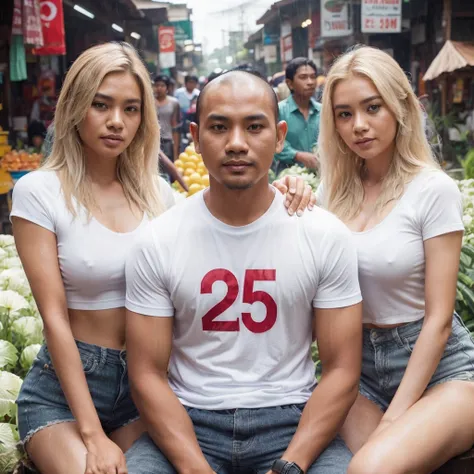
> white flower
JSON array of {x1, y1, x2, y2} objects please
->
[
  {"x1": 0, "y1": 268, "x2": 30, "y2": 297},
  {"x1": 0, "y1": 235, "x2": 15, "y2": 249},
  {"x1": 0, "y1": 290, "x2": 30, "y2": 319},
  {"x1": 11, "y1": 316, "x2": 43, "y2": 345},
  {"x1": 0, "y1": 257, "x2": 22, "y2": 269},
  {"x1": 463, "y1": 215, "x2": 473, "y2": 227},
  {"x1": 0, "y1": 371, "x2": 23, "y2": 419}
]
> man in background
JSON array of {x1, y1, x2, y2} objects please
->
[
  {"x1": 175, "y1": 75, "x2": 200, "y2": 118},
  {"x1": 154, "y1": 74, "x2": 180, "y2": 162},
  {"x1": 273, "y1": 58, "x2": 320, "y2": 174}
]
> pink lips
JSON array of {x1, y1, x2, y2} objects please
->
[
  {"x1": 355, "y1": 138, "x2": 375, "y2": 149},
  {"x1": 100, "y1": 135, "x2": 124, "y2": 147}
]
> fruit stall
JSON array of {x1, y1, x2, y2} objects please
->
[
  {"x1": 172, "y1": 143, "x2": 210, "y2": 197},
  {"x1": 0, "y1": 165, "x2": 473, "y2": 471}
]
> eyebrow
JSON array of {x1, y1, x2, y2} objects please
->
[
  {"x1": 94, "y1": 92, "x2": 142, "y2": 104},
  {"x1": 206, "y1": 113, "x2": 268, "y2": 121},
  {"x1": 334, "y1": 95, "x2": 382, "y2": 110}
]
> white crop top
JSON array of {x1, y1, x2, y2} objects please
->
[
  {"x1": 316, "y1": 168, "x2": 464, "y2": 325},
  {"x1": 10, "y1": 170, "x2": 175, "y2": 310}
]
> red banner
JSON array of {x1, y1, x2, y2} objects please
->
[
  {"x1": 12, "y1": 0, "x2": 23, "y2": 35},
  {"x1": 33, "y1": 0, "x2": 66, "y2": 55},
  {"x1": 158, "y1": 26, "x2": 176, "y2": 53},
  {"x1": 23, "y1": 0, "x2": 44, "y2": 46}
]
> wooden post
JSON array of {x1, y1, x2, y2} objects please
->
[
  {"x1": 442, "y1": 0, "x2": 452, "y2": 117},
  {"x1": 441, "y1": 73, "x2": 448, "y2": 116},
  {"x1": 444, "y1": 0, "x2": 452, "y2": 41}
]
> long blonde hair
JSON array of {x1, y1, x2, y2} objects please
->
[
  {"x1": 43, "y1": 42, "x2": 163, "y2": 217},
  {"x1": 319, "y1": 46, "x2": 438, "y2": 220}
]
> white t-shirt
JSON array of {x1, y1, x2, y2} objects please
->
[
  {"x1": 126, "y1": 189, "x2": 361, "y2": 409},
  {"x1": 316, "y1": 168, "x2": 464, "y2": 325},
  {"x1": 10, "y1": 170, "x2": 175, "y2": 310}
]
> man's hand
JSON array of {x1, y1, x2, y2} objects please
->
[{"x1": 295, "y1": 152, "x2": 319, "y2": 170}]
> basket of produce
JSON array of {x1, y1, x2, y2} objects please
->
[{"x1": 1, "y1": 151, "x2": 41, "y2": 184}]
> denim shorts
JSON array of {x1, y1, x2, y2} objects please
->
[
  {"x1": 17, "y1": 340, "x2": 139, "y2": 444},
  {"x1": 126, "y1": 404, "x2": 352, "y2": 474},
  {"x1": 360, "y1": 313, "x2": 474, "y2": 411}
]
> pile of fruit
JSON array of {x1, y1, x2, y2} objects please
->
[
  {"x1": 173, "y1": 144, "x2": 209, "y2": 197},
  {"x1": 1, "y1": 150, "x2": 42, "y2": 172}
]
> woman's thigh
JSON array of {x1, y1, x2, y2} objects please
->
[
  {"x1": 110, "y1": 418, "x2": 146, "y2": 453},
  {"x1": 26, "y1": 422, "x2": 88, "y2": 474},
  {"x1": 348, "y1": 381, "x2": 474, "y2": 474},
  {"x1": 339, "y1": 394, "x2": 383, "y2": 454}
]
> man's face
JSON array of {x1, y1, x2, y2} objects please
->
[
  {"x1": 186, "y1": 79, "x2": 197, "y2": 93},
  {"x1": 287, "y1": 65, "x2": 317, "y2": 98},
  {"x1": 154, "y1": 81, "x2": 168, "y2": 99},
  {"x1": 190, "y1": 77, "x2": 287, "y2": 190}
]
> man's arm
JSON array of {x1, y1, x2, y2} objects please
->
[
  {"x1": 126, "y1": 311, "x2": 214, "y2": 474},
  {"x1": 274, "y1": 139, "x2": 298, "y2": 164},
  {"x1": 280, "y1": 303, "x2": 362, "y2": 471},
  {"x1": 172, "y1": 101, "x2": 181, "y2": 160},
  {"x1": 279, "y1": 218, "x2": 362, "y2": 471}
]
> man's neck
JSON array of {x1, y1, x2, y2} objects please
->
[
  {"x1": 292, "y1": 93, "x2": 311, "y2": 111},
  {"x1": 204, "y1": 178, "x2": 275, "y2": 227}
]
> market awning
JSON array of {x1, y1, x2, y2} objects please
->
[{"x1": 423, "y1": 40, "x2": 474, "y2": 81}]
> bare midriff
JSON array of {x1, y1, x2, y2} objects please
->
[{"x1": 68, "y1": 307, "x2": 126, "y2": 350}]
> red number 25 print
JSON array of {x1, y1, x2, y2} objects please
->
[{"x1": 200, "y1": 269, "x2": 277, "y2": 333}]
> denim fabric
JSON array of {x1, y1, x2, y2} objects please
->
[
  {"x1": 360, "y1": 313, "x2": 474, "y2": 411},
  {"x1": 17, "y1": 340, "x2": 139, "y2": 443},
  {"x1": 126, "y1": 404, "x2": 352, "y2": 474}
]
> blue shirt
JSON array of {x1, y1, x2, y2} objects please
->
[
  {"x1": 174, "y1": 87, "x2": 200, "y2": 116},
  {"x1": 274, "y1": 95, "x2": 321, "y2": 166}
]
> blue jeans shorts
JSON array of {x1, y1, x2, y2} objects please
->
[
  {"x1": 126, "y1": 404, "x2": 352, "y2": 474},
  {"x1": 360, "y1": 313, "x2": 474, "y2": 411},
  {"x1": 16, "y1": 340, "x2": 139, "y2": 444}
]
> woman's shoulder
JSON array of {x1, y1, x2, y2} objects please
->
[
  {"x1": 14, "y1": 169, "x2": 60, "y2": 194},
  {"x1": 410, "y1": 167, "x2": 460, "y2": 197}
]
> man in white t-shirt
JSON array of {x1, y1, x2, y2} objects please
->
[{"x1": 125, "y1": 70, "x2": 362, "y2": 474}]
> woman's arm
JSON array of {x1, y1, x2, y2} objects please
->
[
  {"x1": 12, "y1": 218, "x2": 125, "y2": 469},
  {"x1": 272, "y1": 175, "x2": 317, "y2": 215},
  {"x1": 381, "y1": 230, "x2": 463, "y2": 423}
]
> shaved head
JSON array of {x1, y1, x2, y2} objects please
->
[{"x1": 195, "y1": 70, "x2": 279, "y2": 126}]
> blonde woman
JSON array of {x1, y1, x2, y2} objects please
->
[
  {"x1": 11, "y1": 42, "x2": 173, "y2": 474},
  {"x1": 316, "y1": 46, "x2": 474, "y2": 473},
  {"x1": 11, "y1": 43, "x2": 313, "y2": 474}
]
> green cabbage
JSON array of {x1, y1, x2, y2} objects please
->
[
  {"x1": 0, "y1": 342, "x2": 17, "y2": 371},
  {"x1": 19, "y1": 345, "x2": 41, "y2": 372},
  {"x1": 0, "y1": 371, "x2": 23, "y2": 421},
  {"x1": 0, "y1": 423, "x2": 22, "y2": 472},
  {"x1": 11, "y1": 317, "x2": 43, "y2": 347}
]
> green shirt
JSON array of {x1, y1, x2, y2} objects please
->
[{"x1": 274, "y1": 95, "x2": 321, "y2": 167}]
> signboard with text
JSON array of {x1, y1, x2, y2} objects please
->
[
  {"x1": 170, "y1": 20, "x2": 192, "y2": 45},
  {"x1": 158, "y1": 26, "x2": 176, "y2": 69},
  {"x1": 280, "y1": 21, "x2": 292, "y2": 63},
  {"x1": 321, "y1": 0, "x2": 352, "y2": 37},
  {"x1": 362, "y1": 0, "x2": 402, "y2": 34}
]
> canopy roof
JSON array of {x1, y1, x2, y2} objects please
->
[{"x1": 423, "y1": 41, "x2": 474, "y2": 81}]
